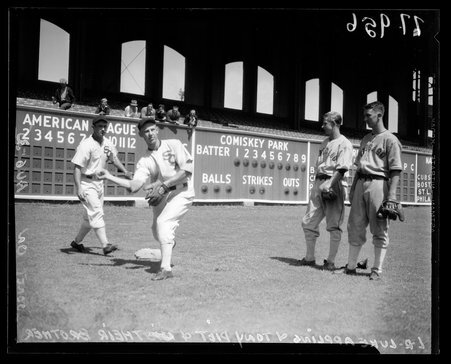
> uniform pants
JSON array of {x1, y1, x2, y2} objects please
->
[
  {"x1": 348, "y1": 178, "x2": 389, "y2": 248},
  {"x1": 302, "y1": 179, "x2": 346, "y2": 255},
  {"x1": 152, "y1": 190, "x2": 193, "y2": 247},
  {"x1": 80, "y1": 180, "x2": 105, "y2": 229}
]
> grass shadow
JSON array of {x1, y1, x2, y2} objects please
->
[
  {"x1": 111, "y1": 258, "x2": 162, "y2": 273},
  {"x1": 271, "y1": 256, "x2": 325, "y2": 271},
  {"x1": 60, "y1": 247, "x2": 105, "y2": 257},
  {"x1": 270, "y1": 256, "x2": 371, "y2": 276},
  {"x1": 79, "y1": 258, "x2": 162, "y2": 273}
]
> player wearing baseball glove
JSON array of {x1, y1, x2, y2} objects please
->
[
  {"x1": 320, "y1": 185, "x2": 338, "y2": 201},
  {"x1": 96, "y1": 118, "x2": 195, "y2": 281},
  {"x1": 300, "y1": 112, "x2": 354, "y2": 271},
  {"x1": 377, "y1": 199, "x2": 405, "y2": 221},
  {"x1": 337, "y1": 101, "x2": 403, "y2": 281},
  {"x1": 144, "y1": 180, "x2": 171, "y2": 206}
]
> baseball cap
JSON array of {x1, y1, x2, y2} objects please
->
[
  {"x1": 138, "y1": 117, "x2": 156, "y2": 131},
  {"x1": 101, "y1": 98, "x2": 108, "y2": 102},
  {"x1": 92, "y1": 115, "x2": 109, "y2": 125}
]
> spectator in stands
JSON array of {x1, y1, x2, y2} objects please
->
[
  {"x1": 184, "y1": 109, "x2": 198, "y2": 128},
  {"x1": 124, "y1": 99, "x2": 140, "y2": 118},
  {"x1": 52, "y1": 78, "x2": 75, "y2": 110},
  {"x1": 140, "y1": 102, "x2": 156, "y2": 118},
  {"x1": 95, "y1": 98, "x2": 111, "y2": 115},
  {"x1": 166, "y1": 105, "x2": 181, "y2": 124},
  {"x1": 156, "y1": 104, "x2": 167, "y2": 122}
]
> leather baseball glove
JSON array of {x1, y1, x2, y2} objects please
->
[
  {"x1": 144, "y1": 181, "x2": 170, "y2": 206},
  {"x1": 376, "y1": 199, "x2": 405, "y2": 222},
  {"x1": 321, "y1": 188, "x2": 337, "y2": 201}
]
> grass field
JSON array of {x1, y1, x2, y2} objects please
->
[{"x1": 13, "y1": 202, "x2": 434, "y2": 354}]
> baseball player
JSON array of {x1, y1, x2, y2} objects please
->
[
  {"x1": 298, "y1": 111, "x2": 353, "y2": 270},
  {"x1": 97, "y1": 117, "x2": 195, "y2": 281},
  {"x1": 335, "y1": 101, "x2": 402, "y2": 280},
  {"x1": 69, "y1": 115, "x2": 133, "y2": 255}
]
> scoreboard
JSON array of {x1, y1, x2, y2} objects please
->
[
  {"x1": 14, "y1": 105, "x2": 433, "y2": 205},
  {"x1": 193, "y1": 128, "x2": 310, "y2": 202},
  {"x1": 14, "y1": 105, "x2": 192, "y2": 199}
]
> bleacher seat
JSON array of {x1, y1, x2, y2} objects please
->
[{"x1": 15, "y1": 89, "x2": 431, "y2": 153}]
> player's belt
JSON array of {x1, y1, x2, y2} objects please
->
[
  {"x1": 169, "y1": 182, "x2": 188, "y2": 191},
  {"x1": 357, "y1": 173, "x2": 388, "y2": 181},
  {"x1": 83, "y1": 174, "x2": 100, "y2": 181},
  {"x1": 316, "y1": 174, "x2": 332, "y2": 180}
]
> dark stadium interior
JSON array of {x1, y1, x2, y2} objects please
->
[{"x1": 11, "y1": 8, "x2": 439, "y2": 150}]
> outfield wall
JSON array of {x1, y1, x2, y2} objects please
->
[{"x1": 14, "y1": 105, "x2": 432, "y2": 205}]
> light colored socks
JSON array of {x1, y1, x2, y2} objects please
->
[
  {"x1": 305, "y1": 239, "x2": 316, "y2": 261},
  {"x1": 93, "y1": 227, "x2": 109, "y2": 248},
  {"x1": 75, "y1": 220, "x2": 91, "y2": 243},
  {"x1": 347, "y1": 244, "x2": 362, "y2": 270},
  {"x1": 372, "y1": 246, "x2": 387, "y2": 273},
  {"x1": 327, "y1": 230, "x2": 341, "y2": 263},
  {"x1": 160, "y1": 243, "x2": 174, "y2": 271}
]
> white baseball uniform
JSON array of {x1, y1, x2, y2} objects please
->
[
  {"x1": 71, "y1": 135, "x2": 117, "y2": 228},
  {"x1": 348, "y1": 130, "x2": 402, "y2": 248},
  {"x1": 302, "y1": 134, "x2": 353, "y2": 262},
  {"x1": 133, "y1": 139, "x2": 194, "y2": 260}
]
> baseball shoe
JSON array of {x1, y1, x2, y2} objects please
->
[
  {"x1": 357, "y1": 258, "x2": 369, "y2": 270},
  {"x1": 369, "y1": 269, "x2": 382, "y2": 281},
  {"x1": 333, "y1": 265, "x2": 357, "y2": 275},
  {"x1": 103, "y1": 244, "x2": 118, "y2": 255},
  {"x1": 151, "y1": 269, "x2": 174, "y2": 281},
  {"x1": 70, "y1": 241, "x2": 87, "y2": 253},
  {"x1": 322, "y1": 259, "x2": 336, "y2": 271},
  {"x1": 295, "y1": 258, "x2": 316, "y2": 266}
]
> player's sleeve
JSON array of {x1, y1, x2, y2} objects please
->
[
  {"x1": 387, "y1": 136, "x2": 403, "y2": 171},
  {"x1": 336, "y1": 140, "x2": 353, "y2": 171},
  {"x1": 354, "y1": 139, "x2": 365, "y2": 167},
  {"x1": 172, "y1": 140, "x2": 194, "y2": 174},
  {"x1": 316, "y1": 139, "x2": 327, "y2": 165},
  {"x1": 71, "y1": 142, "x2": 89, "y2": 168},
  {"x1": 133, "y1": 157, "x2": 152, "y2": 183},
  {"x1": 109, "y1": 139, "x2": 118, "y2": 157}
]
